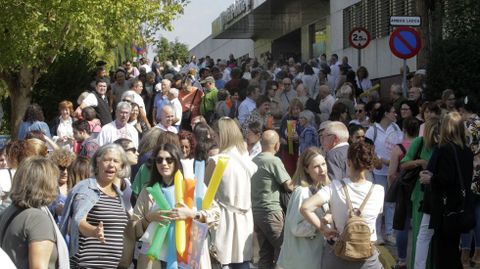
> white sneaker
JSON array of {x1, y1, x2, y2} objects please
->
[
  {"x1": 375, "y1": 236, "x2": 385, "y2": 245},
  {"x1": 385, "y1": 234, "x2": 396, "y2": 246}
]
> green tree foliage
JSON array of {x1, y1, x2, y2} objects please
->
[
  {"x1": 156, "y1": 37, "x2": 190, "y2": 64},
  {"x1": 0, "y1": 0, "x2": 187, "y2": 136},
  {"x1": 32, "y1": 49, "x2": 96, "y2": 121},
  {"x1": 426, "y1": 0, "x2": 480, "y2": 100}
]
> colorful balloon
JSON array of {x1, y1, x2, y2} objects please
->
[
  {"x1": 145, "y1": 183, "x2": 172, "y2": 260},
  {"x1": 202, "y1": 156, "x2": 230, "y2": 210},
  {"x1": 174, "y1": 170, "x2": 186, "y2": 256}
]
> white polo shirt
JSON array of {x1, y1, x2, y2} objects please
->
[{"x1": 365, "y1": 122, "x2": 403, "y2": 176}]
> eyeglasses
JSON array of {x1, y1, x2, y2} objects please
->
[
  {"x1": 126, "y1": 147, "x2": 136, "y2": 154},
  {"x1": 155, "y1": 157, "x2": 175, "y2": 164},
  {"x1": 355, "y1": 109, "x2": 363, "y2": 113},
  {"x1": 58, "y1": 165, "x2": 68, "y2": 171}
]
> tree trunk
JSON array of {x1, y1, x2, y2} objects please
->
[{"x1": 4, "y1": 66, "x2": 40, "y2": 138}]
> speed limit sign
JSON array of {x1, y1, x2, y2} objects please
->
[{"x1": 349, "y1": 27, "x2": 371, "y2": 49}]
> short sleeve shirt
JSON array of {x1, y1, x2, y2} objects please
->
[
  {"x1": 251, "y1": 152, "x2": 291, "y2": 213},
  {"x1": 0, "y1": 206, "x2": 57, "y2": 269}
]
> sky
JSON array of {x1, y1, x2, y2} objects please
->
[{"x1": 155, "y1": 0, "x2": 236, "y2": 50}]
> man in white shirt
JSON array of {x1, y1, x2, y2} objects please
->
[
  {"x1": 238, "y1": 85, "x2": 260, "y2": 124},
  {"x1": 274, "y1": 77, "x2": 297, "y2": 115},
  {"x1": 139, "y1": 58, "x2": 152, "y2": 73},
  {"x1": 97, "y1": 101, "x2": 139, "y2": 148},
  {"x1": 154, "y1": 105, "x2": 178, "y2": 134},
  {"x1": 167, "y1": 88, "x2": 182, "y2": 131}
]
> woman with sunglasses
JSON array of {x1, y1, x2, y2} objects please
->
[
  {"x1": 124, "y1": 143, "x2": 220, "y2": 269},
  {"x1": 48, "y1": 148, "x2": 76, "y2": 224}
]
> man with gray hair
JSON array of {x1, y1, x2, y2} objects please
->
[
  {"x1": 167, "y1": 88, "x2": 182, "y2": 131},
  {"x1": 152, "y1": 79, "x2": 172, "y2": 125},
  {"x1": 320, "y1": 121, "x2": 349, "y2": 181},
  {"x1": 97, "y1": 101, "x2": 139, "y2": 148},
  {"x1": 154, "y1": 104, "x2": 178, "y2": 134},
  {"x1": 389, "y1": 83, "x2": 406, "y2": 114}
]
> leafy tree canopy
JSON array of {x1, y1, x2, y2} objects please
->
[
  {"x1": 0, "y1": 0, "x2": 187, "y2": 73},
  {"x1": 156, "y1": 37, "x2": 189, "y2": 64}
]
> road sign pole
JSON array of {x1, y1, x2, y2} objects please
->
[
  {"x1": 402, "y1": 59, "x2": 407, "y2": 97},
  {"x1": 358, "y1": 48, "x2": 361, "y2": 67}
]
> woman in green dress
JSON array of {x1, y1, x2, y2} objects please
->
[{"x1": 400, "y1": 117, "x2": 440, "y2": 269}]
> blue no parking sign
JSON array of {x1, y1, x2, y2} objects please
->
[{"x1": 389, "y1": 27, "x2": 422, "y2": 59}]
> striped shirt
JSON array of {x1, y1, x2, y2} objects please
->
[{"x1": 71, "y1": 193, "x2": 127, "y2": 268}]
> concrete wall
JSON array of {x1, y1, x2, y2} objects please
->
[
  {"x1": 330, "y1": 0, "x2": 417, "y2": 81},
  {"x1": 189, "y1": 35, "x2": 254, "y2": 60}
]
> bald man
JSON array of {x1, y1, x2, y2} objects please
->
[
  {"x1": 251, "y1": 130, "x2": 293, "y2": 268},
  {"x1": 154, "y1": 105, "x2": 177, "y2": 134}
]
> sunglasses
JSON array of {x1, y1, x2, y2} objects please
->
[
  {"x1": 58, "y1": 165, "x2": 68, "y2": 171},
  {"x1": 155, "y1": 157, "x2": 175, "y2": 164},
  {"x1": 355, "y1": 109, "x2": 363, "y2": 113},
  {"x1": 126, "y1": 147, "x2": 136, "y2": 154}
]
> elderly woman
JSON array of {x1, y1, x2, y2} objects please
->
[
  {"x1": 241, "y1": 95, "x2": 271, "y2": 137},
  {"x1": 301, "y1": 142, "x2": 385, "y2": 269},
  {"x1": 60, "y1": 144, "x2": 129, "y2": 268},
  {"x1": 278, "y1": 147, "x2": 329, "y2": 269},
  {"x1": 279, "y1": 98, "x2": 304, "y2": 175},
  {"x1": 51, "y1": 100, "x2": 75, "y2": 150},
  {"x1": 49, "y1": 148, "x2": 76, "y2": 223},
  {"x1": 124, "y1": 143, "x2": 220, "y2": 269},
  {"x1": 0, "y1": 157, "x2": 69, "y2": 269},
  {"x1": 18, "y1": 103, "x2": 52, "y2": 140},
  {"x1": 207, "y1": 117, "x2": 258, "y2": 269},
  {"x1": 298, "y1": 110, "x2": 318, "y2": 154}
]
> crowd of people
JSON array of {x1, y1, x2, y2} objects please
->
[{"x1": 0, "y1": 53, "x2": 478, "y2": 269}]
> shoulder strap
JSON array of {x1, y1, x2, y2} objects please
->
[
  {"x1": 340, "y1": 180, "x2": 354, "y2": 217},
  {"x1": 414, "y1": 138, "x2": 424, "y2": 160},
  {"x1": 451, "y1": 144, "x2": 466, "y2": 207},
  {"x1": 397, "y1": 144, "x2": 406, "y2": 154},
  {"x1": 373, "y1": 125, "x2": 377, "y2": 143},
  {"x1": 1, "y1": 207, "x2": 25, "y2": 247},
  {"x1": 7, "y1": 168, "x2": 12, "y2": 185},
  {"x1": 358, "y1": 183, "x2": 375, "y2": 214},
  {"x1": 190, "y1": 89, "x2": 198, "y2": 107}
]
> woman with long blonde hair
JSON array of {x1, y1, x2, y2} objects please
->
[
  {"x1": 278, "y1": 147, "x2": 330, "y2": 269},
  {"x1": 206, "y1": 117, "x2": 257, "y2": 269}
]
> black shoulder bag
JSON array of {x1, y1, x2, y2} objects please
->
[
  {"x1": 442, "y1": 144, "x2": 476, "y2": 233},
  {"x1": 385, "y1": 139, "x2": 423, "y2": 203}
]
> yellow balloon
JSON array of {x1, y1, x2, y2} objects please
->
[
  {"x1": 176, "y1": 220, "x2": 186, "y2": 256},
  {"x1": 174, "y1": 170, "x2": 186, "y2": 256},
  {"x1": 202, "y1": 156, "x2": 230, "y2": 210}
]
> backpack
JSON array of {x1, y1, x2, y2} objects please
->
[{"x1": 334, "y1": 180, "x2": 375, "y2": 261}]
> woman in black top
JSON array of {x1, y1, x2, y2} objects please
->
[{"x1": 420, "y1": 112, "x2": 474, "y2": 269}]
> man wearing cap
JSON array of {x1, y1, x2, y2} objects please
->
[{"x1": 199, "y1": 76, "x2": 218, "y2": 123}]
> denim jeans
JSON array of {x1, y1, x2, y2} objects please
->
[
  {"x1": 395, "y1": 217, "x2": 411, "y2": 262},
  {"x1": 461, "y1": 199, "x2": 480, "y2": 249},
  {"x1": 373, "y1": 174, "x2": 395, "y2": 236}
]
